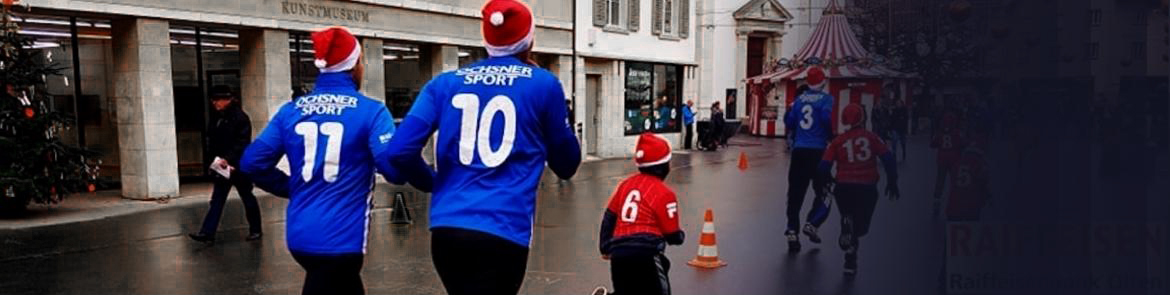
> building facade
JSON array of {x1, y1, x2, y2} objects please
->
[
  {"x1": 696, "y1": 0, "x2": 791, "y2": 136},
  {"x1": 574, "y1": 0, "x2": 698, "y2": 158},
  {"x1": 20, "y1": 0, "x2": 575, "y2": 199}
]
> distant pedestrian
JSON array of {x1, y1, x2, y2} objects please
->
[
  {"x1": 594, "y1": 133, "x2": 685, "y2": 295},
  {"x1": 818, "y1": 103, "x2": 900, "y2": 276},
  {"x1": 188, "y1": 85, "x2": 262, "y2": 244},
  {"x1": 682, "y1": 100, "x2": 695, "y2": 149},
  {"x1": 781, "y1": 67, "x2": 834, "y2": 252}
]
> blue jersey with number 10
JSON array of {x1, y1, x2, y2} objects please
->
[
  {"x1": 785, "y1": 89, "x2": 835, "y2": 149},
  {"x1": 392, "y1": 56, "x2": 580, "y2": 247},
  {"x1": 241, "y1": 72, "x2": 402, "y2": 255}
]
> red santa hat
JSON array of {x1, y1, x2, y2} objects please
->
[
  {"x1": 842, "y1": 103, "x2": 865, "y2": 126},
  {"x1": 312, "y1": 27, "x2": 361, "y2": 73},
  {"x1": 806, "y1": 66, "x2": 827, "y2": 90},
  {"x1": 634, "y1": 132, "x2": 672, "y2": 167},
  {"x1": 482, "y1": 0, "x2": 535, "y2": 57}
]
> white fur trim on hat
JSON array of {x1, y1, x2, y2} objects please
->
[
  {"x1": 318, "y1": 44, "x2": 362, "y2": 73},
  {"x1": 636, "y1": 153, "x2": 672, "y2": 167},
  {"x1": 485, "y1": 22, "x2": 535, "y2": 57}
]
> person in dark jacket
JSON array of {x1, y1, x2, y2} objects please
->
[{"x1": 189, "y1": 85, "x2": 262, "y2": 243}]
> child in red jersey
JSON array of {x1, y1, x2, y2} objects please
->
[
  {"x1": 819, "y1": 104, "x2": 900, "y2": 276},
  {"x1": 595, "y1": 133, "x2": 685, "y2": 295},
  {"x1": 931, "y1": 109, "x2": 964, "y2": 218},
  {"x1": 946, "y1": 139, "x2": 990, "y2": 222}
]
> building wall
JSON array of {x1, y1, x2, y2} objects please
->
[
  {"x1": 697, "y1": 0, "x2": 744, "y2": 120},
  {"x1": 27, "y1": 0, "x2": 574, "y2": 54},
  {"x1": 575, "y1": 0, "x2": 698, "y2": 65}
]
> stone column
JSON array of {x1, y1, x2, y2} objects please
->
[
  {"x1": 425, "y1": 44, "x2": 460, "y2": 75},
  {"x1": 360, "y1": 38, "x2": 385, "y2": 101},
  {"x1": 239, "y1": 29, "x2": 292, "y2": 136},
  {"x1": 767, "y1": 31, "x2": 785, "y2": 65},
  {"x1": 734, "y1": 29, "x2": 750, "y2": 120},
  {"x1": 111, "y1": 18, "x2": 178, "y2": 200}
]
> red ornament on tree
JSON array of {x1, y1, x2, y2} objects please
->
[
  {"x1": 947, "y1": 0, "x2": 972, "y2": 22},
  {"x1": 23, "y1": 107, "x2": 34, "y2": 118},
  {"x1": 87, "y1": 183, "x2": 96, "y2": 192}
]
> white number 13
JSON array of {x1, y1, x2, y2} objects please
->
[
  {"x1": 453, "y1": 94, "x2": 517, "y2": 168},
  {"x1": 295, "y1": 122, "x2": 344, "y2": 183}
]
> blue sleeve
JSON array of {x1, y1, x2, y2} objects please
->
[
  {"x1": 784, "y1": 101, "x2": 799, "y2": 127},
  {"x1": 540, "y1": 78, "x2": 581, "y2": 180},
  {"x1": 818, "y1": 97, "x2": 834, "y2": 130},
  {"x1": 385, "y1": 78, "x2": 443, "y2": 193},
  {"x1": 240, "y1": 106, "x2": 291, "y2": 198},
  {"x1": 880, "y1": 152, "x2": 897, "y2": 183},
  {"x1": 369, "y1": 105, "x2": 405, "y2": 185}
]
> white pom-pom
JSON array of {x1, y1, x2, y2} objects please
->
[
  {"x1": 636, "y1": 150, "x2": 644, "y2": 159},
  {"x1": 314, "y1": 59, "x2": 327, "y2": 68},
  {"x1": 490, "y1": 12, "x2": 505, "y2": 26}
]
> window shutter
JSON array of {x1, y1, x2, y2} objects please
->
[
  {"x1": 594, "y1": 0, "x2": 607, "y2": 27},
  {"x1": 679, "y1": 0, "x2": 690, "y2": 38},
  {"x1": 628, "y1": 0, "x2": 641, "y2": 32},
  {"x1": 652, "y1": 0, "x2": 663, "y2": 35}
]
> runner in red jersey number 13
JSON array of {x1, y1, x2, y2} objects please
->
[{"x1": 818, "y1": 104, "x2": 900, "y2": 277}]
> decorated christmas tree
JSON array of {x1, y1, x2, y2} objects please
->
[{"x1": 0, "y1": 2, "x2": 100, "y2": 212}]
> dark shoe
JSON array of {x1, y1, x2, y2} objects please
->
[
  {"x1": 786, "y1": 230, "x2": 801, "y2": 253},
  {"x1": 246, "y1": 232, "x2": 263, "y2": 241},
  {"x1": 802, "y1": 224, "x2": 822, "y2": 244},
  {"x1": 188, "y1": 232, "x2": 215, "y2": 244},
  {"x1": 844, "y1": 253, "x2": 858, "y2": 276}
]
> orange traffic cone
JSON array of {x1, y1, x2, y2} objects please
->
[
  {"x1": 688, "y1": 209, "x2": 727, "y2": 269},
  {"x1": 737, "y1": 152, "x2": 749, "y2": 170}
]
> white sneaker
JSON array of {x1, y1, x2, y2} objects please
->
[{"x1": 591, "y1": 286, "x2": 609, "y2": 295}]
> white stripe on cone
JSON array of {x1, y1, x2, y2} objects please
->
[
  {"x1": 702, "y1": 222, "x2": 715, "y2": 233},
  {"x1": 698, "y1": 245, "x2": 719, "y2": 257}
]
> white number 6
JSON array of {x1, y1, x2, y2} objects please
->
[{"x1": 621, "y1": 190, "x2": 641, "y2": 222}]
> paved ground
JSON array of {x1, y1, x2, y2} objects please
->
[{"x1": 0, "y1": 135, "x2": 968, "y2": 295}]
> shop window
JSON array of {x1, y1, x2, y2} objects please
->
[
  {"x1": 169, "y1": 24, "x2": 241, "y2": 178},
  {"x1": 384, "y1": 42, "x2": 424, "y2": 120},
  {"x1": 290, "y1": 32, "x2": 316, "y2": 94},
  {"x1": 459, "y1": 47, "x2": 488, "y2": 68},
  {"x1": 624, "y1": 62, "x2": 682, "y2": 135},
  {"x1": 16, "y1": 15, "x2": 112, "y2": 148}
]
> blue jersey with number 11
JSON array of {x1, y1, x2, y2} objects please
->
[
  {"x1": 785, "y1": 89, "x2": 834, "y2": 149},
  {"x1": 391, "y1": 56, "x2": 580, "y2": 247},
  {"x1": 241, "y1": 72, "x2": 402, "y2": 255}
]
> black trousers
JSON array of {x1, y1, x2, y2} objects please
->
[
  {"x1": 683, "y1": 123, "x2": 694, "y2": 149},
  {"x1": 610, "y1": 248, "x2": 671, "y2": 295},
  {"x1": 199, "y1": 173, "x2": 261, "y2": 235},
  {"x1": 834, "y1": 183, "x2": 879, "y2": 247},
  {"x1": 431, "y1": 227, "x2": 530, "y2": 295},
  {"x1": 786, "y1": 148, "x2": 831, "y2": 232},
  {"x1": 291, "y1": 251, "x2": 365, "y2": 295}
]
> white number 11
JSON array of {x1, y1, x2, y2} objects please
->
[{"x1": 295, "y1": 122, "x2": 344, "y2": 183}]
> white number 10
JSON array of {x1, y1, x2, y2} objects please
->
[
  {"x1": 452, "y1": 94, "x2": 517, "y2": 168},
  {"x1": 295, "y1": 122, "x2": 344, "y2": 183}
]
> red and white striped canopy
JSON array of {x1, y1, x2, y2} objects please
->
[{"x1": 749, "y1": 0, "x2": 908, "y2": 84}]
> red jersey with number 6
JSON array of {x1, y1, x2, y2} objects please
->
[
  {"x1": 823, "y1": 128, "x2": 890, "y2": 185},
  {"x1": 606, "y1": 173, "x2": 681, "y2": 239}
]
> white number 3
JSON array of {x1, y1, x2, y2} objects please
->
[{"x1": 453, "y1": 94, "x2": 517, "y2": 168}]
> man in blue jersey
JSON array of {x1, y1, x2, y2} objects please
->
[
  {"x1": 239, "y1": 27, "x2": 423, "y2": 295},
  {"x1": 385, "y1": 1, "x2": 581, "y2": 294},
  {"x1": 782, "y1": 67, "x2": 834, "y2": 252}
]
